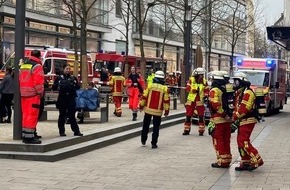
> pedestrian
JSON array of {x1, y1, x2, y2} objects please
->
[
  {"x1": 0, "y1": 67, "x2": 14, "y2": 123},
  {"x1": 19, "y1": 50, "x2": 44, "y2": 144},
  {"x1": 183, "y1": 67, "x2": 209, "y2": 136},
  {"x1": 232, "y1": 72, "x2": 264, "y2": 171},
  {"x1": 52, "y1": 64, "x2": 83, "y2": 137},
  {"x1": 207, "y1": 71, "x2": 232, "y2": 168},
  {"x1": 109, "y1": 67, "x2": 125, "y2": 117},
  {"x1": 125, "y1": 66, "x2": 145, "y2": 121},
  {"x1": 139, "y1": 71, "x2": 170, "y2": 149}
]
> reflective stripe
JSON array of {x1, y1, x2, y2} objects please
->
[{"x1": 22, "y1": 128, "x2": 35, "y2": 133}]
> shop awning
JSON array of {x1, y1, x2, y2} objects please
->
[{"x1": 267, "y1": 26, "x2": 290, "y2": 50}]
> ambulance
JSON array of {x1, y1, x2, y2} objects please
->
[{"x1": 236, "y1": 58, "x2": 287, "y2": 114}]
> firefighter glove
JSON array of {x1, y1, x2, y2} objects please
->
[
  {"x1": 231, "y1": 120, "x2": 240, "y2": 133},
  {"x1": 208, "y1": 120, "x2": 215, "y2": 136}
]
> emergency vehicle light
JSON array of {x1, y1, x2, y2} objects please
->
[
  {"x1": 236, "y1": 58, "x2": 243, "y2": 66},
  {"x1": 266, "y1": 59, "x2": 275, "y2": 67}
]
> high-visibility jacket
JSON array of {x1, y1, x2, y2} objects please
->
[
  {"x1": 186, "y1": 77, "x2": 209, "y2": 104},
  {"x1": 139, "y1": 82, "x2": 170, "y2": 116},
  {"x1": 209, "y1": 87, "x2": 231, "y2": 124},
  {"x1": 146, "y1": 73, "x2": 155, "y2": 85},
  {"x1": 233, "y1": 87, "x2": 257, "y2": 125},
  {"x1": 19, "y1": 56, "x2": 44, "y2": 97},
  {"x1": 109, "y1": 75, "x2": 125, "y2": 96}
]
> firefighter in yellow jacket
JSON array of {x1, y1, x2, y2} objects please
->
[
  {"x1": 109, "y1": 67, "x2": 125, "y2": 117},
  {"x1": 183, "y1": 67, "x2": 209, "y2": 136},
  {"x1": 139, "y1": 71, "x2": 170, "y2": 149},
  {"x1": 207, "y1": 71, "x2": 232, "y2": 168},
  {"x1": 232, "y1": 72, "x2": 264, "y2": 171}
]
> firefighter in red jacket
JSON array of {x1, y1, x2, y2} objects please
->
[
  {"x1": 19, "y1": 50, "x2": 44, "y2": 144},
  {"x1": 232, "y1": 72, "x2": 264, "y2": 171},
  {"x1": 109, "y1": 67, "x2": 125, "y2": 117},
  {"x1": 125, "y1": 66, "x2": 145, "y2": 121},
  {"x1": 183, "y1": 67, "x2": 209, "y2": 136},
  {"x1": 207, "y1": 71, "x2": 232, "y2": 168},
  {"x1": 139, "y1": 71, "x2": 170, "y2": 149}
]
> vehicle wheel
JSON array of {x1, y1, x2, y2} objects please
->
[{"x1": 266, "y1": 101, "x2": 272, "y2": 116}]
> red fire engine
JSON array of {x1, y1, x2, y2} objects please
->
[{"x1": 93, "y1": 52, "x2": 167, "y2": 84}]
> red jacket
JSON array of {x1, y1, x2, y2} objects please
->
[
  {"x1": 109, "y1": 75, "x2": 125, "y2": 96},
  {"x1": 19, "y1": 56, "x2": 44, "y2": 97}
]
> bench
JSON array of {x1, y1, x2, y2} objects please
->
[{"x1": 40, "y1": 94, "x2": 109, "y2": 123}]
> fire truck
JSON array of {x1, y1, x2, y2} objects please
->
[
  {"x1": 236, "y1": 58, "x2": 287, "y2": 114},
  {"x1": 0, "y1": 46, "x2": 94, "y2": 102},
  {"x1": 94, "y1": 52, "x2": 167, "y2": 82},
  {"x1": 93, "y1": 52, "x2": 167, "y2": 95}
]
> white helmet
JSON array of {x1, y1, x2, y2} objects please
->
[
  {"x1": 154, "y1": 70, "x2": 165, "y2": 79},
  {"x1": 220, "y1": 70, "x2": 229, "y2": 78},
  {"x1": 208, "y1": 71, "x2": 225, "y2": 80},
  {"x1": 114, "y1": 67, "x2": 121, "y2": 73},
  {"x1": 192, "y1": 67, "x2": 205, "y2": 76},
  {"x1": 232, "y1": 72, "x2": 248, "y2": 81}
]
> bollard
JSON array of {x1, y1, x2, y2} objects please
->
[{"x1": 173, "y1": 95, "x2": 177, "y2": 110}]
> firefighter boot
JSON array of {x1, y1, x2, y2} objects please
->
[
  {"x1": 132, "y1": 113, "x2": 137, "y2": 121},
  {"x1": 198, "y1": 124, "x2": 205, "y2": 136},
  {"x1": 22, "y1": 137, "x2": 42, "y2": 144},
  {"x1": 183, "y1": 122, "x2": 191, "y2": 135}
]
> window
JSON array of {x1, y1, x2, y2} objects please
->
[
  {"x1": 115, "y1": 0, "x2": 122, "y2": 18},
  {"x1": 43, "y1": 59, "x2": 52, "y2": 74},
  {"x1": 54, "y1": 59, "x2": 68, "y2": 75}
]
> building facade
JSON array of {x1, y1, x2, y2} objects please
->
[{"x1": 0, "y1": 0, "x2": 253, "y2": 74}]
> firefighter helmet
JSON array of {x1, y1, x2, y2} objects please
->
[
  {"x1": 232, "y1": 72, "x2": 248, "y2": 81},
  {"x1": 154, "y1": 70, "x2": 165, "y2": 79},
  {"x1": 192, "y1": 67, "x2": 206, "y2": 76},
  {"x1": 209, "y1": 71, "x2": 225, "y2": 80},
  {"x1": 114, "y1": 67, "x2": 121, "y2": 73}
]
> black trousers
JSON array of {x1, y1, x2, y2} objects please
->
[
  {"x1": 57, "y1": 95, "x2": 80, "y2": 134},
  {"x1": 141, "y1": 113, "x2": 161, "y2": 145},
  {"x1": 0, "y1": 93, "x2": 14, "y2": 120}
]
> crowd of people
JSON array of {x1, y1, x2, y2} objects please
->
[{"x1": 0, "y1": 49, "x2": 264, "y2": 171}]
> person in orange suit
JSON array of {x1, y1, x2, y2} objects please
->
[
  {"x1": 232, "y1": 72, "x2": 264, "y2": 171},
  {"x1": 19, "y1": 50, "x2": 44, "y2": 144},
  {"x1": 109, "y1": 67, "x2": 125, "y2": 117},
  {"x1": 125, "y1": 66, "x2": 145, "y2": 121}
]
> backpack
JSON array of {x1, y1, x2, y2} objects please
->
[{"x1": 240, "y1": 87, "x2": 265, "y2": 122}]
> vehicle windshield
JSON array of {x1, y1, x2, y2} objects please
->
[{"x1": 242, "y1": 71, "x2": 269, "y2": 86}]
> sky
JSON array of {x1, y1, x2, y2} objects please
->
[{"x1": 257, "y1": 0, "x2": 284, "y2": 25}]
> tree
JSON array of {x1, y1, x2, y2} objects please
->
[
  {"x1": 111, "y1": 0, "x2": 134, "y2": 78},
  {"x1": 48, "y1": 1, "x2": 109, "y2": 87},
  {"x1": 221, "y1": 0, "x2": 261, "y2": 74},
  {"x1": 128, "y1": 0, "x2": 157, "y2": 77}
]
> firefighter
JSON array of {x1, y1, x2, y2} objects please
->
[
  {"x1": 52, "y1": 64, "x2": 83, "y2": 137},
  {"x1": 20, "y1": 50, "x2": 44, "y2": 144},
  {"x1": 139, "y1": 71, "x2": 170, "y2": 149},
  {"x1": 146, "y1": 68, "x2": 155, "y2": 86},
  {"x1": 125, "y1": 66, "x2": 145, "y2": 121},
  {"x1": 109, "y1": 67, "x2": 125, "y2": 117},
  {"x1": 183, "y1": 67, "x2": 209, "y2": 136},
  {"x1": 207, "y1": 71, "x2": 232, "y2": 168},
  {"x1": 232, "y1": 72, "x2": 264, "y2": 171}
]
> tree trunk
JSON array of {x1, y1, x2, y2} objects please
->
[{"x1": 80, "y1": 1, "x2": 88, "y2": 88}]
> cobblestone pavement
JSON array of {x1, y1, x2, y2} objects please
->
[{"x1": 0, "y1": 102, "x2": 289, "y2": 190}]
